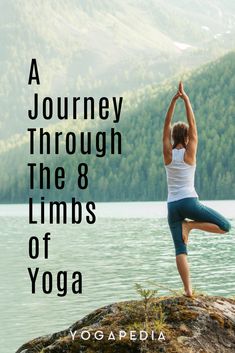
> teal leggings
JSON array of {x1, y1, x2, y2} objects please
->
[{"x1": 167, "y1": 197, "x2": 231, "y2": 256}]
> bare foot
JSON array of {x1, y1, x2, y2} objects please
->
[
  {"x1": 183, "y1": 289, "x2": 193, "y2": 298},
  {"x1": 182, "y1": 221, "x2": 190, "y2": 244}
]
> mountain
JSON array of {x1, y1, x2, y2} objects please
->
[
  {"x1": 1, "y1": 0, "x2": 235, "y2": 138},
  {"x1": 0, "y1": 51, "x2": 234, "y2": 203}
]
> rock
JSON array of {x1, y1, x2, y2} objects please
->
[
  {"x1": 177, "y1": 335, "x2": 189, "y2": 344},
  {"x1": 16, "y1": 295, "x2": 235, "y2": 353},
  {"x1": 179, "y1": 323, "x2": 191, "y2": 334}
]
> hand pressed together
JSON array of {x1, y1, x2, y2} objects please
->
[{"x1": 172, "y1": 81, "x2": 188, "y2": 101}]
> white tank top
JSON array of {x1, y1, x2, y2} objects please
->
[{"x1": 165, "y1": 148, "x2": 198, "y2": 202}]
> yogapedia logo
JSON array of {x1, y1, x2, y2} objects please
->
[{"x1": 70, "y1": 329, "x2": 166, "y2": 342}]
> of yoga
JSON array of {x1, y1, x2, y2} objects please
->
[{"x1": 163, "y1": 81, "x2": 231, "y2": 297}]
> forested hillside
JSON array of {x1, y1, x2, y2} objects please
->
[
  {"x1": 1, "y1": 0, "x2": 235, "y2": 138},
  {"x1": 0, "y1": 52, "x2": 234, "y2": 203}
]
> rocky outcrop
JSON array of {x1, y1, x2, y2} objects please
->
[{"x1": 16, "y1": 295, "x2": 235, "y2": 353}]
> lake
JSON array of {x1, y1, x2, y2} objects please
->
[{"x1": 0, "y1": 201, "x2": 234, "y2": 353}]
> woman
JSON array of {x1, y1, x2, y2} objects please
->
[{"x1": 163, "y1": 81, "x2": 231, "y2": 297}]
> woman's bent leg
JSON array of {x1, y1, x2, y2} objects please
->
[
  {"x1": 182, "y1": 198, "x2": 231, "y2": 231},
  {"x1": 182, "y1": 221, "x2": 226, "y2": 244},
  {"x1": 181, "y1": 198, "x2": 231, "y2": 242}
]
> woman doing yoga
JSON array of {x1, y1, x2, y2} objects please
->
[{"x1": 163, "y1": 82, "x2": 231, "y2": 297}]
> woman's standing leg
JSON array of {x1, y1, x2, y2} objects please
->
[
  {"x1": 168, "y1": 201, "x2": 193, "y2": 296},
  {"x1": 176, "y1": 254, "x2": 192, "y2": 297}
]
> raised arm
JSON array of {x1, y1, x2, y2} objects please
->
[
  {"x1": 179, "y1": 82, "x2": 198, "y2": 164},
  {"x1": 162, "y1": 92, "x2": 180, "y2": 165}
]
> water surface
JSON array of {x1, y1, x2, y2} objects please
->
[{"x1": 0, "y1": 201, "x2": 234, "y2": 353}]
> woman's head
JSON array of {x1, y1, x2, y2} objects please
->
[{"x1": 172, "y1": 121, "x2": 189, "y2": 148}]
